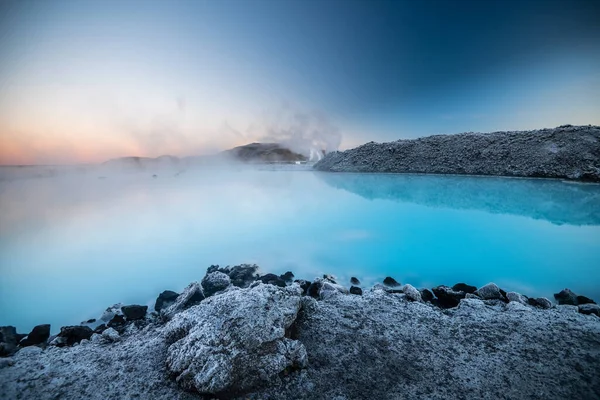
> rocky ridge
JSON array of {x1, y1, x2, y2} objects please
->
[
  {"x1": 1, "y1": 264, "x2": 599, "y2": 399},
  {"x1": 314, "y1": 125, "x2": 600, "y2": 182}
]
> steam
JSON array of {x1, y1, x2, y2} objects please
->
[{"x1": 249, "y1": 108, "x2": 342, "y2": 161}]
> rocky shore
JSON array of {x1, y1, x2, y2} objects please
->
[
  {"x1": 314, "y1": 125, "x2": 600, "y2": 182},
  {"x1": 1, "y1": 264, "x2": 600, "y2": 399}
]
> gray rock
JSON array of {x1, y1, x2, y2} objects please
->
[
  {"x1": 579, "y1": 304, "x2": 600, "y2": 317},
  {"x1": 319, "y1": 281, "x2": 349, "y2": 300},
  {"x1": 402, "y1": 284, "x2": 422, "y2": 302},
  {"x1": 505, "y1": 301, "x2": 531, "y2": 312},
  {"x1": 164, "y1": 283, "x2": 307, "y2": 395},
  {"x1": 313, "y1": 125, "x2": 600, "y2": 182},
  {"x1": 101, "y1": 327, "x2": 121, "y2": 342},
  {"x1": 475, "y1": 283, "x2": 503, "y2": 300},
  {"x1": 554, "y1": 288, "x2": 578, "y2": 305},
  {"x1": 465, "y1": 293, "x2": 482, "y2": 299},
  {"x1": 506, "y1": 291, "x2": 528, "y2": 305},
  {"x1": 160, "y1": 282, "x2": 205, "y2": 321},
  {"x1": 0, "y1": 358, "x2": 14, "y2": 368},
  {"x1": 528, "y1": 297, "x2": 553, "y2": 309},
  {"x1": 201, "y1": 271, "x2": 232, "y2": 297}
]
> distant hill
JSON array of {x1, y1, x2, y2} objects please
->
[{"x1": 221, "y1": 143, "x2": 307, "y2": 163}]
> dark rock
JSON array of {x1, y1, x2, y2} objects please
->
[
  {"x1": 499, "y1": 288, "x2": 508, "y2": 302},
  {"x1": 578, "y1": 303, "x2": 600, "y2": 316},
  {"x1": 160, "y1": 282, "x2": 205, "y2": 321},
  {"x1": 294, "y1": 280, "x2": 311, "y2": 295},
  {"x1": 528, "y1": 297, "x2": 552, "y2": 309},
  {"x1": 383, "y1": 277, "x2": 400, "y2": 287},
  {"x1": 121, "y1": 305, "x2": 148, "y2": 321},
  {"x1": 154, "y1": 290, "x2": 179, "y2": 312},
  {"x1": 350, "y1": 277, "x2": 360, "y2": 285},
  {"x1": 432, "y1": 285, "x2": 466, "y2": 308},
  {"x1": 0, "y1": 326, "x2": 19, "y2": 357},
  {"x1": 280, "y1": 271, "x2": 295, "y2": 283},
  {"x1": 207, "y1": 264, "x2": 259, "y2": 288},
  {"x1": 86, "y1": 319, "x2": 96, "y2": 324},
  {"x1": 420, "y1": 289, "x2": 434, "y2": 303},
  {"x1": 323, "y1": 274, "x2": 337, "y2": 284},
  {"x1": 94, "y1": 324, "x2": 107, "y2": 334},
  {"x1": 451, "y1": 283, "x2": 477, "y2": 294},
  {"x1": 554, "y1": 289, "x2": 578, "y2": 305},
  {"x1": 350, "y1": 286, "x2": 363, "y2": 295},
  {"x1": 107, "y1": 315, "x2": 127, "y2": 333},
  {"x1": 475, "y1": 283, "x2": 503, "y2": 300},
  {"x1": 307, "y1": 281, "x2": 323, "y2": 299},
  {"x1": 576, "y1": 295, "x2": 596, "y2": 305},
  {"x1": 19, "y1": 324, "x2": 50, "y2": 347},
  {"x1": 202, "y1": 271, "x2": 232, "y2": 297},
  {"x1": 257, "y1": 273, "x2": 286, "y2": 287},
  {"x1": 57, "y1": 326, "x2": 93, "y2": 346}
]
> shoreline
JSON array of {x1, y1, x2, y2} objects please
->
[{"x1": 2, "y1": 264, "x2": 599, "y2": 399}]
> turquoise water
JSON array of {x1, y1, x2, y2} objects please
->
[{"x1": 1, "y1": 168, "x2": 600, "y2": 333}]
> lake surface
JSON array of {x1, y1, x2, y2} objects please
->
[{"x1": 1, "y1": 166, "x2": 600, "y2": 333}]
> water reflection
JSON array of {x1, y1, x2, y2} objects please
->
[{"x1": 317, "y1": 172, "x2": 600, "y2": 226}]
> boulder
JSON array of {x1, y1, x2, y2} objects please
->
[
  {"x1": 576, "y1": 295, "x2": 596, "y2": 305},
  {"x1": 307, "y1": 280, "x2": 323, "y2": 299},
  {"x1": 578, "y1": 303, "x2": 600, "y2": 316},
  {"x1": 19, "y1": 324, "x2": 51, "y2": 347},
  {"x1": 402, "y1": 284, "x2": 422, "y2": 302},
  {"x1": 528, "y1": 297, "x2": 553, "y2": 309},
  {"x1": 161, "y1": 282, "x2": 205, "y2": 320},
  {"x1": 452, "y1": 283, "x2": 477, "y2": 294},
  {"x1": 350, "y1": 277, "x2": 360, "y2": 285},
  {"x1": 0, "y1": 326, "x2": 19, "y2": 357},
  {"x1": 432, "y1": 285, "x2": 466, "y2": 308},
  {"x1": 475, "y1": 283, "x2": 503, "y2": 300},
  {"x1": 383, "y1": 277, "x2": 400, "y2": 287},
  {"x1": 280, "y1": 271, "x2": 295, "y2": 283},
  {"x1": 164, "y1": 283, "x2": 307, "y2": 395},
  {"x1": 505, "y1": 302, "x2": 531, "y2": 312},
  {"x1": 256, "y1": 273, "x2": 286, "y2": 288},
  {"x1": 121, "y1": 305, "x2": 148, "y2": 321},
  {"x1": 100, "y1": 303, "x2": 124, "y2": 322},
  {"x1": 554, "y1": 289, "x2": 578, "y2": 305},
  {"x1": 206, "y1": 264, "x2": 259, "y2": 288},
  {"x1": 56, "y1": 326, "x2": 93, "y2": 346},
  {"x1": 349, "y1": 286, "x2": 363, "y2": 295},
  {"x1": 506, "y1": 292, "x2": 528, "y2": 305},
  {"x1": 94, "y1": 324, "x2": 107, "y2": 334},
  {"x1": 323, "y1": 274, "x2": 337, "y2": 284},
  {"x1": 202, "y1": 271, "x2": 232, "y2": 297},
  {"x1": 419, "y1": 289, "x2": 434, "y2": 303},
  {"x1": 319, "y1": 281, "x2": 349, "y2": 300},
  {"x1": 101, "y1": 327, "x2": 121, "y2": 342},
  {"x1": 154, "y1": 290, "x2": 179, "y2": 312}
]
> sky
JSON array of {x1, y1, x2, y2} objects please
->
[{"x1": 0, "y1": 0, "x2": 599, "y2": 165}]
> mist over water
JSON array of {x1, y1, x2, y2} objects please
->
[{"x1": 1, "y1": 166, "x2": 600, "y2": 333}]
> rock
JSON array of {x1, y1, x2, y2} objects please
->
[
  {"x1": 383, "y1": 277, "x2": 400, "y2": 287},
  {"x1": 90, "y1": 333, "x2": 102, "y2": 343},
  {"x1": 554, "y1": 289, "x2": 578, "y2": 305},
  {"x1": 94, "y1": 324, "x2": 107, "y2": 334},
  {"x1": 19, "y1": 324, "x2": 51, "y2": 347},
  {"x1": 307, "y1": 280, "x2": 323, "y2": 298},
  {"x1": 528, "y1": 297, "x2": 552, "y2": 309},
  {"x1": 0, "y1": 326, "x2": 19, "y2": 357},
  {"x1": 154, "y1": 290, "x2": 179, "y2": 312},
  {"x1": 402, "y1": 284, "x2": 422, "y2": 302},
  {"x1": 505, "y1": 302, "x2": 531, "y2": 312},
  {"x1": 319, "y1": 282, "x2": 349, "y2": 300},
  {"x1": 0, "y1": 358, "x2": 14, "y2": 368},
  {"x1": 452, "y1": 283, "x2": 477, "y2": 294},
  {"x1": 107, "y1": 315, "x2": 127, "y2": 333},
  {"x1": 350, "y1": 277, "x2": 360, "y2": 285},
  {"x1": 475, "y1": 283, "x2": 503, "y2": 300},
  {"x1": 56, "y1": 326, "x2": 93, "y2": 346},
  {"x1": 294, "y1": 279, "x2": 311, "y2": 295},
  {"x1": 121, "y1": 305, "x2": 148, "y2": 321},
  {"x1": 349, "y1": 286, "x2": 363, "y2": 295},
  {"x1": 576, "y1": 295, "x2": 596, "y2": 305},
  {"x1": 506, "y1": 292, "x2": 528, "y2": 305},
  {"x1": 420, "y1": 289, "x2": 434, "y2": 303},
  {"x1": 101, "y1": 327, "x2": 121, "y2": 342},
  {"x1": 432, "y1": 285, "x2": 466, "y2": 308},
  {"x1": 257, "y1": 273, "x2": 286, "y2": 288},
  {"x1": 85, "y1": 319, "x2": 96, "y2": 324},
  {"x1": 49, "y1": 336, "x2": 67, "y2": 346},
  {"x1": 322, "y1": 274, "x2": 337, "y2": 284},
  {"x1": 100, "y1": 303, "x2": 124, "y2": 322},
  {"x1": 578, "y1": 303, "x2": 600, "y2": 316},
  {"x1": 280, "y1": 271, "x2": 295, "y2": 283},
  {"x1": 161, "y1": 282, "x2": 205, "y2": 320},
  {"x1": 465, "y1": 293, "x2": 481, "y2": 299},
  {"x1": 225, "y1": 264, "x2": 259, "y2": 288},
  {"x1": 164, "y1": 283, "x2": 307, "y2": 395},
  {"x1": 202, "y1": 271, "x2": 232, "y2": 296}
]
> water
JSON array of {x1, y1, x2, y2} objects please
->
[{"x1": 1, "y1": 167, "x2": 600, "y2": 333}]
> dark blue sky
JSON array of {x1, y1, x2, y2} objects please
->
[{"x1": 1, "y1": 0, "x2": 599, "y2": 162}]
